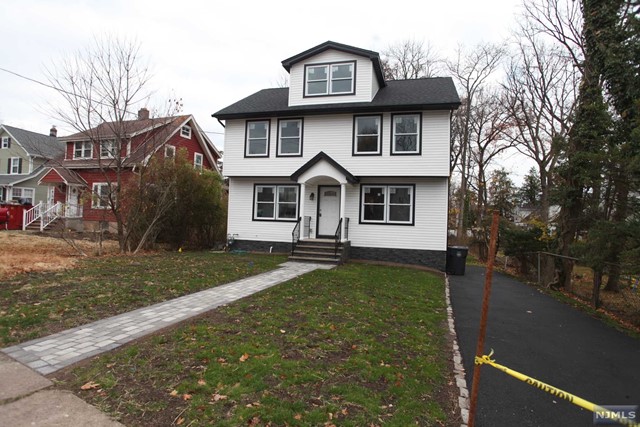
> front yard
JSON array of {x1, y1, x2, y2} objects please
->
[{"x1": 1, "y1": 241, "x2": 458, "y2": 425}]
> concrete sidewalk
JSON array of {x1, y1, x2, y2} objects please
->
[{"x1": 0, "y1": 261, "x2": 332, "y2": 426}]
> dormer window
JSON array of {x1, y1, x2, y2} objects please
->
[
  {"x1": 181, "y1": 125, "x2": 192, "y2": 139},
  {"x1": 74, "y1": 141, "x2": 93, "y2": 159},
  {"x1": 304, "y1": 61, "x2": 355, "y2": 96}
]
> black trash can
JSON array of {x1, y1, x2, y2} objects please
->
[{"x1": 447, "y1": 246, "x2": 468, "y2": 275}]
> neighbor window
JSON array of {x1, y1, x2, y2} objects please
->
[
  {"x1": 1, "y1": 137, "x2": 9, "y2": 149},
  {"x1": 277, "y1": 119, "x2": 303, "y2": 156},
  {"x1": 92, "y1": 183, "x2": 111, "y2": 209},
  {"x1": 10, "y1": 187, "x2": 34, "y2": 204},
  {"x1": 164, "y1": 145, "x2": 176, "y2": 159},
  {"x1": 74, "y1": 141, "x2": 93, "y2": 159},
  {"x1": 100, "y1": 140, "x2": 117, "y2": 158},
  {"x1": 9, "y1": 157, "x2": 21, "y2": 174},
  {"x1": 361, "y1": 185, "x2": 414, "y2": 224},
  {"x1": 353, "y1": 115, "x2": 382, "y2": 155},
  {"x1": 194, "y1": 152, "x2": 203, "y2": 170},
  {"x1": 245, "y1": 120, "x2": 270, "y2": 157},
  {"x1": 254, "y1": 185, "x2": 299, "y2": 221},
  {"x1": 305, "y1": 62, "x2": 355, "y2": 96},
  {"x1": 391, "y1": 114, "x2": 421, "y2": 154},
  {"x1": 181, "y1": 125, "x2": 192, "y2": 139}
]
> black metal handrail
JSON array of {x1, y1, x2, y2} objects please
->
[
  {"x1": 334, "y1": 218, "x2": 343, "y2": 256},
  {"x1": 291, "y1": 217, "x2": 301, "y2": 255},
  {"x1": 344, "y1": 217, "x2": 350, "y2": 240}
]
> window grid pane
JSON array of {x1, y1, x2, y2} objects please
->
[
  {"x1": 362, "y1": 185, "x2": 413, "y2": 224},
  {"x1": 355, "y1": 117, "x2": 380, "y2": 153},
  {"x1": 247, "y1": 121, "x2": 269, "y2": 156},
  {"x1": 393, "y1": 115, "x2": 420, "y2": 153}
]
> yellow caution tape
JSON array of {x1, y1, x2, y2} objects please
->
[{"x1": 475, "y1": 350, "x2": 640, "y2": 427}]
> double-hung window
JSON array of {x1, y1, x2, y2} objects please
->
[
  {"x1": 245, "y1": 120, "x2": 270, "y2": 157},
  {"x1": 194, "y1": 152, "x2": 203, "y2": 170},
  {"x1": 1, "y1": 137, "x2": 9, "y2": 149},
  {"x1": 92, "y1": 183, "x2": 111, "y2": 209},
  {"x1": 277, "y1": 119, "x2": 303, "y2": 156},
  {"x1": 305, "y1": 62, "x2": 355, "y2": 96},
  {"x1": 181, "y1": 125, "x2": 192, "y2": 139},
  {"x1": 254, "y1": 185, "x2": 299, "y2": 221},
  {"x1": 391, "y1": 113, "x2": 421, "y2": 154},
  {"x1": 100, "y1": 140, "x2": 117, "y2": 158},
  {"x1": 353, "y1": 115, "x2": 382, "y2": 155},
  {"x1": 164, "y1": 145, "x2": 176, "y2": 159},
  {"x1": 9, "y1": 157, "x2": 21, "y2": 174},
  {"x1": 361, "y1": 185, "x2": 414, "y2": 225},
  {"x1": 74, "y1": 141, "x2": 93, "y2": 159},
  {"x1": 11, "y1": 187, "x2": 34, "y2": 204}
]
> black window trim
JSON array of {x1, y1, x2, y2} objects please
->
[
  {"x1": 352, "y1": 114, "x2": 383, "y2": 156},
  {"x1": 303, "y1": 60, "x2": 357, "y2": 98},
  {"x1": 244, "y1": 119, "x2": 271, "y2": 158},
  {"x1": 252, "y1": 183, "x2": 301, "y2": 222},
  {"x1": 358, "y1": 183, "x2": 416, "y2": 226},
  {"x1": 390, "y1": 112, "x2": 422, "y2": 156},
  {"x1": 276, "y1": 117, "x2": 304, "y2": 158}
]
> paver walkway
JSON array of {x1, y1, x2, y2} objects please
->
[{"x1": 2, "y1": 261, "x2": 332, "y2": 375}]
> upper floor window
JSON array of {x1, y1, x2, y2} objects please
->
[
  {"x1": 353, "y1": 115, "x2": 382, "y2": 155},
  {"x1": 181, "y1": 125, "x2": 192, "y2": 139},
  {"x1": 361, "y1": 185, "x2": 414, "y2": 225},
  {"x1": 164, "y1": 145, "x2": 176, "y2": 159},
  {"x1": 305, "y1": 62, "x2": 355, "y2": 96},
  {"x1": 245, "y1": 120, "x2": 270, "y2": 157},
  {"x1": 391, "y1": 114, "x2": 421, "y2": 155},
  {"x1": 100, "y1": 140, "x2": 117, "y2": 159},
  {"x1": 8, "y1": 157, "x2": 21, "y2": 174},
  {"x1": 277, "y1": 119, "x2": 303, "y2": 157},
  {"x1": 194, "y1": 152, "x2": 203, "y2": 170},
  {"x1": 1, "y1": 136, "x2": 10, "y2": 149},
  {"x1": 74, "y1": 141, "x2": 93, "y2": 159}
]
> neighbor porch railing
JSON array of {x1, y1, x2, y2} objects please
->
[
  {"x1": 22, "y1": 202, "x2": 43, "y2": 230},
  {"x1": 22, "y1": 202, "x2": 82, "y2": 231},
  {"x1": 41, "y1": 202, "x2": 62, "y2": 231}
]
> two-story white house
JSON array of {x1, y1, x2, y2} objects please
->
[{"x1": 213, "y1": 41, "x2": 460, "y2": 270}]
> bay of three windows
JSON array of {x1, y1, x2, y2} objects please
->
[
  {"x1": 245, "y1": 113, "x2": 421, "y2": 157},
  {"x1": 73, "y1": 140, "x2": 118, "y2": 159}
]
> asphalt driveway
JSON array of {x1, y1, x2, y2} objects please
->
[{"x1": 449, "y1": 265, "x2": 640, "y2": 427}]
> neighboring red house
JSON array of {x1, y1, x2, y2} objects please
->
[{"x1": 37, "y1": 108, "x2": 221, "y2": 231}]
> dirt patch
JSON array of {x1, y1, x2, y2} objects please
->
[{"x1": 0, "y1": 231, "x2": 119, "y2": 279}]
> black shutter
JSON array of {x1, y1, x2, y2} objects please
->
[
  {"x1": 18, "y1": 158, "x2": 22, "y2": 174},
  {"x1": 6, "y1": 138, "x2": 10, "y2": 148},
  {"x1": 6, "y1": 159, "x2": 9, "y2": 174}
]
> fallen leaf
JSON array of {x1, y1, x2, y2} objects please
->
[
  {"x1": 197, "y1": 379, "x2": 207, "y2": 386},
  {"x1": 176, "y1": 417, "x2": 185, "y2": 425},
  {"x1": 217, "y1": 357, "x2": 227, "y2": 364},
  {"x1": 341, "y1": 408, "x2": 348, "y2": 416},
  {"x1": 183, "y1": 394, "x2": 192, "y2": 401},
  {"x1": 80, "y1": 381, "x2": 100, "y2": 390},
  {"x1": 329, "y1": 324, "x2": 336, "y2": 331},
  {"x1": 248, "y1": 416, "x2": 261, "y2": 426},
  {"x1": 211, "y1": 393, "x2": 228, "y2": 401},
  {"x1": 239, "y1": 352, "x2": 250, "y2": 362},
  {"x1": 294, "y1": 414, "x2": 302, "y2": 420},
  {"x1": 170, "y1": 389, "x2": 179, "y2": 397},
  {"x1": 280, "y1": 329, "x2": 286, "y2": 334}
]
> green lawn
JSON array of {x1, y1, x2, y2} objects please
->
[
  {"x1": 52, "y1": 262, "x2": 457, "y2": 426},
  {"x1": 0, "y1": 252, "x2": 286, "y2": 346}
]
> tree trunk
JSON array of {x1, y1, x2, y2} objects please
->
[
  {"x1": 592, "y1": 269, "x2": 602, "y2": 309},
  {"x1": 604, "y1": 173, "x2": 628, "y2": 292}
]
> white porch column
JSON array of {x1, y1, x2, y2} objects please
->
[
  {"x1": 299, "y1": 183, "x2": 306, "y2": 237},
  {"x1": 340, "y1": 183, "x2": 346, "y2": 241}
]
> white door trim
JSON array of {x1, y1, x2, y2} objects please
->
[{"x1": 317, "y1": 185, "x2": 341, "y2": 237}]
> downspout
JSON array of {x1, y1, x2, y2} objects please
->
[{"x1": 216, "y1": 118, "x2": 225, "y2": 129}]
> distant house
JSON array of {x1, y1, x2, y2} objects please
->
[
  {"x1": 37, "y1": 109, "x2": 221, "y2": 231},
  {"x1": 0, "y1": 124, "x2": 64, "y2": 205},
  {"x1": 213, "y1": 41, "x2": 460, "y2": 269}
]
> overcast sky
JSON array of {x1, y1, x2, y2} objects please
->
[{"x1": 0, "y1": 0, "x2": 532, "y2": 180}]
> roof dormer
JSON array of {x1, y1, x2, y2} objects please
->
[{"x1": 282, "y1": 41, "x2": 386, "y2": 107}]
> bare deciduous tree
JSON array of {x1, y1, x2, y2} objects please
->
[{"x1": 383, "y1": 39, "x2": 442, "y2": 80}]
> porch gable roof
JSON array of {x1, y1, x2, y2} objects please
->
[
  {"x1": 290, "y1": 151, "x2": 358, "y2": 184},
  {"x1": 38, "y1": 167, "x2": 87, "y2": 186}
]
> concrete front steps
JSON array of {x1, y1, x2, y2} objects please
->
[{"x1": 289, "y1": 238, "x2": 349, "y2": 265}]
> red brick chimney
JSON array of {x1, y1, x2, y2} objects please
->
[
  {"x1": 49, "y1": 126, "x2": 57, "y2": 137},
  {"x1": 138, "y1": 108, "x2": 150, "y2": 120}
]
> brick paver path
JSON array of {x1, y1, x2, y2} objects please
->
[{"x1": 2, "y1": 262, "x2": 332, "y2": 375}]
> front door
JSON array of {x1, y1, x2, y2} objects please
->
[
  {"x1": 317, "y1": 185, "x2": 341, "y2": 238},
  {"x1": 66, "y1": 185, "x2": 80, "y2": 217}
]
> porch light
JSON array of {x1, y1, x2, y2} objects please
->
[{"x1": 309, "y1": 192, "x2": 315, "y2": 201}]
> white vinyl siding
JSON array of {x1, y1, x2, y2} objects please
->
[
  {"x1": 289, "y1": 50, "x2": 376, "y2": 106},
  {"x1": 223, "y1": 111, "x2": 450, "y2": 177}
]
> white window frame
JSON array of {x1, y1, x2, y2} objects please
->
[
  {"x1": 1, "y1": 136, "x2": 9, "y2": 149},
  {"x1": 277, "y1": 119, "x2": 303, "y2": 157},
  {"x1": 305, "y1": 61, "x2": 355, "y2": 96},
  {"x1": 253, "y1": 185, "x2": 299, "y2": 221},
  {"x1": 391, "y1": 114, "x2": 421, "y2": 155},
  {"x1": 353, "y1": 115, "x2": 382, "y2": 155},
  {"x1": 9, "y1": 157, "x2": 20, "y2": 174},
  {"x1": 180, "y1": 125, "x2": 192, "y2": 139},
  {"x1": 361, "y1": 185, "x2": 414, "y2": 225},
  {"x1": 92, "y1": 182, "x2": 111, "y2": 209},
  {"x1": 164, "y1": 145, "x2": 176, "y2": 159},
  {"x1": 73, "y1": 141, "x2": 93, "y2": 159},
  {"x1": 11, "y1": 187, "x2": 34, "y2": 204},
  {"x1": 245, "y1": 120, "x2": 270, "y2": 157},
  {"x1": 100, "y1": 140, "x2": 117, "y2": 159},
  {"x1": 194, "y1": 152, "x2": 203, "y2": 170}
]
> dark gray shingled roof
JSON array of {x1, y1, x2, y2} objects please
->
[
  {"x1": 213, "y1": 78, "x2": 461, "y2": 120},
  {"x1": 2, "y1": 125, "x2": 64, "y2": 159}
]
